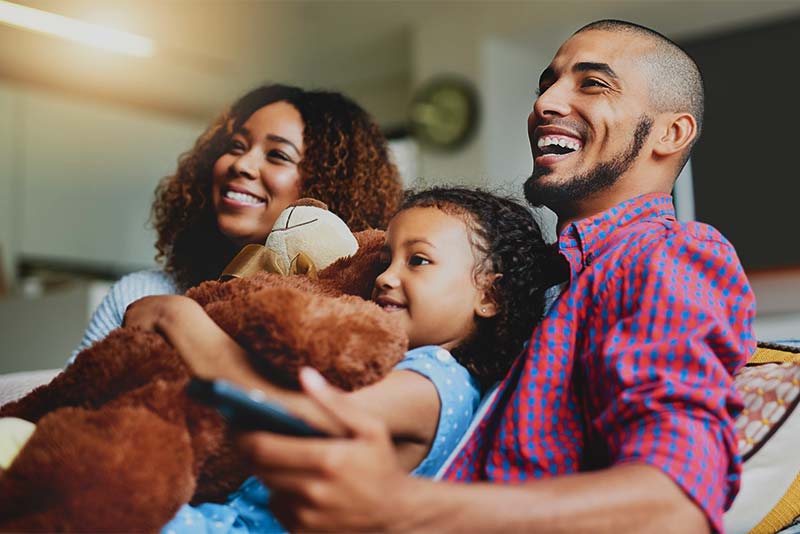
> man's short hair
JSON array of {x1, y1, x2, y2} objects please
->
[{"x1": 576, "y1": 20, "x2": 705, "y2": 165}]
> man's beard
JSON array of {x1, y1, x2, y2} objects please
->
[{"x1": 524, "y1": 115, "x2": 653, "y2": 210}]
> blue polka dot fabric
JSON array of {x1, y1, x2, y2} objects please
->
[
  {"x1": 442, "y1": 193, "x2": 756, "y2": 533},
  {"x1": 162, "y1": 345, "x2": 480, "y2": 533}
]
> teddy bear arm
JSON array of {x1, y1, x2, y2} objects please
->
[{"x1": 205, "y1": 286, "x2": 407, "y2": 391}]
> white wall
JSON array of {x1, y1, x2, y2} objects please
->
[
  {"x1": 0, "y1": 83, "x2": 204, "y2": 370},
  {"x1": 13, "y1": 87, "x2": 204, "y2": 272},
  {"x1": 411, "y1": 21, "x2": 484, "y2": 185},
  {"x1": 0, "y1": 85, "x2": 16, "y2": 287},
  {"x1": 481, "y1": 37, "x2": 542, "y2": 191}
]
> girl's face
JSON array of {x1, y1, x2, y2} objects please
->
[
  {"x1": 372, "y1": 207, "x2": 495, "y2": 351},
  {"x1": 212, "y1": 102, "x2": 305, "y2": 247}
]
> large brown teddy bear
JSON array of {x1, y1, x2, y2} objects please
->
[{"x1": 0, "y1": 201, "x2": 407, "y2": 532}]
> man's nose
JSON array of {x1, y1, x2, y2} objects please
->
[{"x1": 533, "y1": 82, "x2": 571, "y2": 120}]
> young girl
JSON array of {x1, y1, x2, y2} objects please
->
[{"x1": 126, "y1": 186, "x2": 564, "y2": 533}]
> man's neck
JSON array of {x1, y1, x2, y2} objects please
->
[{"x1": 554, "y1": 187, "x2": 672, "y2": 235}]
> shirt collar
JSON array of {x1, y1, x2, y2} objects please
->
[{"x1": 558, "y1": 193, "x2": 676, "y2": 272}]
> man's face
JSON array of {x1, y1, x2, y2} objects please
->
[{"x1": 524, "y1": 30, "x2": 655, "y2": 208}]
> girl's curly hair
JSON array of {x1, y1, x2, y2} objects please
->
[
  {"x1": 401, "y1": 187, "x2": 568, "y2": 388},
  {"x1": 152, "y1": 84, "x2": 402, "y2": 290}
]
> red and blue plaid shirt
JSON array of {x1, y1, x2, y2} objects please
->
[{"x1": 443, "y1": 193, "x2": 756, "y2": 532}]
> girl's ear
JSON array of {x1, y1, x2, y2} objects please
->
[{"x1": 475, "y1": 273, "x2": 501, "y2": 318}]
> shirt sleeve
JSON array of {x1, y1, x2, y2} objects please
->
[
  {"x1": 394, "y1": 345, "x2": 482, "y2": 477},
  {"x1": 69, "y1": 270, "x2": 178, "y2": 365},
  {"x1": 587, "y1": 232, "x2": 756, "y2": 532}
]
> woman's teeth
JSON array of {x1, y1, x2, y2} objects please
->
[{"x1": 225, "y1": 190, "x2": 264, "y2": 205}]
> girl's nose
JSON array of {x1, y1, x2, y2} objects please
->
[{"x1": 375, "y1": 265, "x2": 400, "y2": 289}]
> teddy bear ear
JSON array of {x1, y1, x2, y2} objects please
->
[
  {"x1": 218, "y1": 244, "x2": 271, "y2": 281},
  {"x1": 289, "y1": 252, "x2": 319, "y2": 280},
  {"x1": 289, "y1": 198, "x2": 328, "y2": 210}
]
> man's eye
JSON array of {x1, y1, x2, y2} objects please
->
[
  {"x1": 409, "y1": 255, "x2": 430, "y2": 266},
  {"x1": 582, "y1": 79, "x2": 607, "y2": 89}
]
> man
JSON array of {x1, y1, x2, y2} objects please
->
[{"x1": 238, "y1": 20, "x2": 755, "y2": 532}]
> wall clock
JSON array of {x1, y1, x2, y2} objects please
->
[{"x1": 408, "y1": 76, "x2": 479, "y2": 151}]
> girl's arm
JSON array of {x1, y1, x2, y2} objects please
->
[{"x1": 123, "y1": 295, "x2": 440, "y2": 471}]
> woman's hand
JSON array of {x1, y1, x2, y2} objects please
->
[
  {"x1": 123, "y1": 295, "x2": 248, "y2": 380},
  {"x1": 123, "y1": 295, "x2": 204, "y2": 335}
]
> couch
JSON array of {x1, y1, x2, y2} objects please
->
[{"x1": 1, "y1": 342, "x2": 799, "y2": 534}]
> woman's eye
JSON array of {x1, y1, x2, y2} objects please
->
[
  {"x1": 409, "y1": 255, "x2": 430, "y2": 266},
  {"x1": 268, "y1": 150, "x2": 292, "y2": 163},
  {"x1": 229, "y1": 140, "x2": 246, "y2": 154}
]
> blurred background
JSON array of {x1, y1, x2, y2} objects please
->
[{"x1": 1, "y1": 0, "x2": 799, "y2": 372}]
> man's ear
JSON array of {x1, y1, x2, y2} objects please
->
[
  {"x1": 474, "y1": 273, "x2": 501, "y2": 318},
  {"x1": 653, "y1": 112, "x2": 697, "y2": 158}
]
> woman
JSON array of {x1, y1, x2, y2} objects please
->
[{"x1": 73, "y1": 84, "x2": 402, "y2": 357}]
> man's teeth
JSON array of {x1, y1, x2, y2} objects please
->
[
  {"x1": 537, "y1": 136, "x2": 582, "y2": 152},
  {"x1": 225, "y1": 190, "x2": 264, "y2": 205}
]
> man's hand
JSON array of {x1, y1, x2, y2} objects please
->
[{"x1": 237, "y1": 367, "x2": 413, "y2": 532}]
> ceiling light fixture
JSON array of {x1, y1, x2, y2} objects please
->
[{"x1": 0, "y1": 0, "x2": 154, "y2": 57}]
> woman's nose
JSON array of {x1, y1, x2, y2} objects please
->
[{"x1": 231, "y1": 151, "x2": 259, "y2": 179}]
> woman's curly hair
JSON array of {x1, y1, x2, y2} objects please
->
[
  {"x1": 401, "y1": 187, "x2": 568, "y2": 388},
  {"x1": 152, "y1": 84, "x2": 402, "y2": 290}
]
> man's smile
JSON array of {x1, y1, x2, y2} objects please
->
[
  {"x1": 533, "y1": 135, "x2": 583, "y2": 171},
  {"x1": 532, "y1": 127, "x2": 584, "y2": 168}
]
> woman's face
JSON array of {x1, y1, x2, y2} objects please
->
[{"x1": 212, "y1": 101, "x2": 305, "y2": 247}]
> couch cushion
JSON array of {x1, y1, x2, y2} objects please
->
[
  {"x1": 0, "y1": 369, "x2": 60, "y2": 407},
  {"x1": 724, "y1": 343, "x2": 800, "y2": 534}
]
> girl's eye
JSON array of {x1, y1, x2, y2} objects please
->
[{"x1": 409, "y1": 255, "x2": 430, "y2": 266}]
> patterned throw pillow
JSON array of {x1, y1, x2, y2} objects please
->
[{"x1": 724, "y1": 343, "x2": 800, "y2": 534}]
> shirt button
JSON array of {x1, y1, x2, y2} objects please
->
[
  {"x1": 436, "y1": 349, "x2": 451, "y2": 362},
  {"x1": 585, "y1": 252, "x2": 593, "y2": 265}
]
